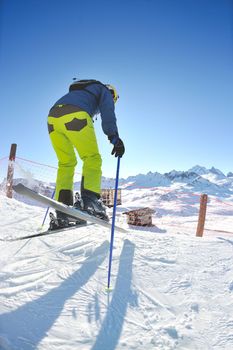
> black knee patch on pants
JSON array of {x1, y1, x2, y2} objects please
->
[{"x1": 58, "y1": 189, "x2": 74, "y2": 206}]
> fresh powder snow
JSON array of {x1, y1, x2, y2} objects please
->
[{"x1": 0, "y1": 168, "x2": 233, "y2": 350}]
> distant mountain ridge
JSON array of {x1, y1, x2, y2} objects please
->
[
  {"x1": 101, "y1": 165, "x2": 233, "y2": 198},
  {"x1": 1, "y1": 165, "x2": 233, "y2": 200}
]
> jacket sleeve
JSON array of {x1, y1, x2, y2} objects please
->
[{"x1": 98, "y1": 87, "x2": 119, "y2": 137}]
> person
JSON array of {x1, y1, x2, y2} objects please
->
[{"x1": 47, "y1": 79, "x2": 125, "y2": 229}]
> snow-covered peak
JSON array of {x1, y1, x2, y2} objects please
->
[
  {"x1": 188, "y1": 165, "x2": 226, "y2": 179},
  {"x1": 209, "y1": 166, "x2": 225, "y2": 178},
  {"x1": 188, "y1": 165, "x2": 209, "y2": 175},
  {"x1": 164, "y1": 170, "x2": 199, "y2": 183},
  {"x1": 121, "y1": 172, "x2": 170, "y2": 189}
]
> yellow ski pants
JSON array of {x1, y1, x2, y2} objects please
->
[{"x1": 47, "y1": 105, "x2": 102, "y2": 201}]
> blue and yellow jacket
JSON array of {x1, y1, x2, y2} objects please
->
[{"x1": 53, "y1": 82, "x2": 118, "y2": 137}]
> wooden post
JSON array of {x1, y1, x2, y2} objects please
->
[
  {"x1": 196, "y1": 194, "x2": 208, "y2": 237},
  {"x1": 6, "y1": 143, "x2": 17, "y2": 198}
]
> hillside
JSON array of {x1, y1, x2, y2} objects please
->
[{"x1": 0, "y1": 182, "x2": 233, "y2": 349}]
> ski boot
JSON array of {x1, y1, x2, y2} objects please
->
[
  {"x1": 49, "y1": 211, "x2": 86, "y2": 231},
  {"x1": 73, "y1": 192, "x2": 87, "y2": 225},
  {"x1": 49, "y1": 189, "x2": 86, "y2": 230},
  {"x1": 49, "y1": 212, "x2": 70, "y2": 231},
  {"x1": 81, "y1": 190, "x2": 109, "y2": 221}
]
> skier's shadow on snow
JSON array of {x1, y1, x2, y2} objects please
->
[
  {"x1": 91, "y1": 239, "x2": 136, "y2": 350},
  {"x1": 0, "y1": 240, "x2": 109, "y2": 350}
]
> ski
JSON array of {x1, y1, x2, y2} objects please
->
[
  {"x1": 1, "y1": 222, "x2": 93, "y2": 242},
  {"x1": 13, "y1": 183, "x2": 127, "y2": 233}
]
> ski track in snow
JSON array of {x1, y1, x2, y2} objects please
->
[{"x1": 0, "y1": 192, "x2": 233, "y2": 350}]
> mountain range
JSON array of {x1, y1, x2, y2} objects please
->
[
  {"x1": 1, "y1": 165, "x2": 233, "y2": 200},
  {"x1": 101, "y1": 165, "x2": 233, "y2": 198}
]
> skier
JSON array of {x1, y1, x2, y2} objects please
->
[{"x1": 47, "y1": 79, "x2": 125, "y2": 229}]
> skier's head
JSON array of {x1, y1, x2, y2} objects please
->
[{"x1": 105, "y1": 84, "x2": 119, "y2": 103}]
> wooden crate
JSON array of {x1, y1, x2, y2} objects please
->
[
  {"x1": 123, "y1": 207, "x2": 155, "y2": 226},
  {"x1": 101, "y1": 189, "x2": 122, "y2": 207}
]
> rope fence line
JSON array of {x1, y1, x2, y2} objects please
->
[
  {"x1": 205, "y1": 228, "x2": 233, "y2": 235},
  {"x1": 1, "y1": 153, "x2": 233, "y2": 206},
  {"x1": 121, "y1": 184, "x2": 233, "y2": 207},
  {"x1": 16, "y1": 156, "x2": 59, "y2": 170},
  {"x1": 16, "y1": 156, "x2": 82, "y2": 175},
  {"x1": 1, "y1": 145, "x2": 233, "y2": 237},
  {"x1": 158, "y1": 221, "x2": 233, "y2": 236},
  {"x1": 210, "y1": 196, "x2": 233, "y2": 208}
]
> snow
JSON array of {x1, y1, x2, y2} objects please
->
[{"x1": 1, "y1": 182, "x2": 233, "y2": 350}]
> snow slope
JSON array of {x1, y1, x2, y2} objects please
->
[{"x1": 0, "y1": 187, "x2": 233, "y2": 350}]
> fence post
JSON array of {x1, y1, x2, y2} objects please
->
[
  {"x1": 196, "y1": 194, "x2": 208, "y2": 237},
  {"x1": 6, "y1": 143, "x2": 17, "y2": 198}
]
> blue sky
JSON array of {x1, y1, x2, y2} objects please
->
[{"x1": 0, "y1": 0, "x2": 233, "y2": 178}]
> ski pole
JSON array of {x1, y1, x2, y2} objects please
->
[
  {"x1": 106, "y1": 156, "x2": 121, "y2": 290},
  {"x1": 41, "y1": 188, "x2": 55, "y2": 227}
]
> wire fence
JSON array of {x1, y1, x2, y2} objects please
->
[{"x1": 0, "y1": 153, "x2": 233, "y2": 235}]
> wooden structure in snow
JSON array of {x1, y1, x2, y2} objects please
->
[
  {"x1": 101, "y1": 189, "x2": 122, "y2": 207},
  {"x1": 196, "y1": 194, "x2": 208, "y2": 237},
  {"x1": 6, "y1": 143, "x2": 17, "y2": 198},
  {"x1": 123, "y1": 207, "x2": 155, "y2": 226}
]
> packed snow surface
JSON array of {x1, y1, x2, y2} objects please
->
[{"x1": 0, "y1": 183, "x2": 233, "y2": 350}]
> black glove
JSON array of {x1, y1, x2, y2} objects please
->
[{"x1": 108, "y1": 135, "x2": 125, "y2": 158}]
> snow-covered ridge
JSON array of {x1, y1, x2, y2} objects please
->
[
  {"x1": 1, "y1": 165, "x2": 233, "y2": 200},
  {"x1": 103, "y1": 165, "x2": 233, "y2": 198}
]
